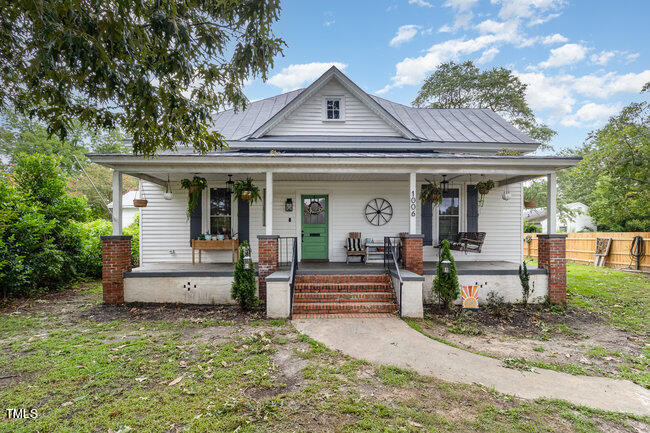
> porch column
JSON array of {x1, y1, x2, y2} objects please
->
[
  {"x1": 112, "y1": 170, "x2": 123, "y2": 235},
  {"x1": 547, "y1": 171, "x2": 557, "y2": 234},
  {"x1": 265, "y1": 171, "x2": 273, "y2": 235},
  {"x1": 537, "y1": 234, "x2": 567, "y2": 304},
  {"x1": 409, "y1": 172, "x2": 417, "y2": 235}
]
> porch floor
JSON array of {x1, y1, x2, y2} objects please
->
[{"x1": 126, "y1": 260, "x2": 544, "y2": 277}]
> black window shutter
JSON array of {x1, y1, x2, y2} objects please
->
[
  {"x1": 189, "y1": 190, "x2": 202, "y2": 246},
  {"x1": 467, "y1": 185, "x2": 479, "y2": 232},
  {"x1": 421, "y1": 191, "x2": 433, "y2": 246},
  {"x1": 237, "y1": 198, "x2": 249, "y2": 244}
]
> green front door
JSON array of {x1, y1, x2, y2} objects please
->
[{"x1": 301, "y1": 195, "x2": 328, "y2": 261}]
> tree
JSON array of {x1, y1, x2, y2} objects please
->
[
  {"x1": 564, "y1": 101, "x2": 650, "y2": 231},
  {"x1": 0, "y1": 0, "x2": 285, "y2": 156},
  {"x1": 68, "y1": 165, "x2": 138, "y2": 220},
  {"x1": 412, "y1": 61, "x2": 555, "y2": 149},
  {"x1": 433, "y1": 240, "x2": 459, "y2": 309},
  {"x1": 231, "y1": 242, "x2": 258, "y2": 310}
]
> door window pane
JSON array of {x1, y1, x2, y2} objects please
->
[
  {"x1": 210, "y1": 188, "x2": 231, "y2": 238},
  {"x1": 439, "y1": 188, "x2": 459, "y2": 242}
]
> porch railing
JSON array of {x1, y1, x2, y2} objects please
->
[
  {"x1": 278, "y1": 236, "x2": 298, "y2": 317},
  {"x1": 384, "y1": 237, "x2": 402, "y2": 316}
]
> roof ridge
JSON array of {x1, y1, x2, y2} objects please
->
[{"x1": 214, "y1": 88, "x2": 304, "y2": 115}]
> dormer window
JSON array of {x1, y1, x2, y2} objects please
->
[{"x1": 323, "y1": 96, "x2": 345, "y2": 121}]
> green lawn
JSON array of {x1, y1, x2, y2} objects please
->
[
  {"x1": 1, "y1": 282, "x2": 647, "y2": 432},
  {"x1": 564, "y1": 262, "x2": 649, "y2": 335}
]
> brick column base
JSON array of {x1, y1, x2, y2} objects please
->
[
  {"x1": 538, "y1": 234, "x2": 567, "y2": 304},
  {"x1": 257, "y1": 235, "x2": 279, "y2": 303},
  {"x1": 101, "y1": 236, "x2": 132, "y2": 304},
  {"x1": 401, "y1": 234, "x2": 424, "y2": 276}
]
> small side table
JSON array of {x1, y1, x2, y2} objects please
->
[{"x1": 192, "y1": 239, "x2": 239, "y2": 264}]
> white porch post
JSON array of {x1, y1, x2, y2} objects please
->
[
  {"x1": 547, "y1": 171, "x2": 557, "y2": 234},
  {"x1": 265, "y1": 171, "x2": 273, "y2": 235},
  {"x1": 409, "y1": 172, "x2": 417, "y2": 234},
  {"x1": 112, "y1": 170, "x2": 123, "y2": 235}
]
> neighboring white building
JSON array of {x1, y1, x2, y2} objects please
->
[
  {"x1": 89, "y1": 67, "x2": 579, "y2": 314},
  {"x1": 108, "y1": 190, "x2": 139, "y2": 227},
  {"x1": 524, "y1": 202, "x2": 596, "y2": 233}
]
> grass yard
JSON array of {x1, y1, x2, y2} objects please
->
[
  {"x1": 409, "y1": 261, "x2": 649, "y2": 390},
  {"x1": 1, "y1": 281, "x2": 648, "y2": 432}
]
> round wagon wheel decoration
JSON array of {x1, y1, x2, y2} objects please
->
[{"x1": 365, "y1": 198, "x2": 393, "y2": 226}]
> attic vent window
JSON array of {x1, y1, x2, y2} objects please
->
[{"x1": 323, "y1": 96, "x2": 345, "y2": 121}]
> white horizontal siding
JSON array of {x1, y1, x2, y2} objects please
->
[
  {"x1": 140, "y1": 180, "x2": 523, "y2": 265},
  {"x1": 268, "y1": 81, "x2": 401, "y2": 136}
]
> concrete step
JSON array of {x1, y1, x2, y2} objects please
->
[
  {"x1": 295, "y1": 274, "x2": 390, "y2": 284},
  {"x1": 294, "y1": 291, "x2": 395, "y2": 303},
  {"x1": 292, "y1": 301, "x2": 398, "y2": 314}
]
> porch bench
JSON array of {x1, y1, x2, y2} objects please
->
[
  {"x1": 345, "y1": 232, "x2": 367, "y2": 263},
  {"x1": 436, "y1": 232, "x2": 486, "y2": 254}
]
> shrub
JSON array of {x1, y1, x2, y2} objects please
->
[
  {"x1": 519, "y1": 261, "x2": 533, "y2": 306},
  {"x1": 0, "y1": 154, "x2": 87, "y2": 298},
  {"x1": 433, "y1": 239, "x2": 459, "y2": 309},
  {"x1": 231, "y1": 241, "x2": 258, "y2": 310}
]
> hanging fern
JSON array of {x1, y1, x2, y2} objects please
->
[
  {"x1": 180, "y1": 176, "x2": 208, "y2": 218},
  {"x1": 419, "y1": 178, "x2": 443, "y2": 206}
]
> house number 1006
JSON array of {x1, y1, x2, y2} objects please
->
[{"x1": 410, "y1": 191, "x2": 416, "y2": 217}]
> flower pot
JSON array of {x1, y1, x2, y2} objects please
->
[
  {"x1": 188, "y1": 185, "x2": 197, "y2": 194},
  {"x1": 133, "y1": 199, "x2": 148, "y2": 208},
  {"x1": 524, "y1": 200, "x2": 538, "y2": 208},
  {"x1": 241, "y1": 191, "x2": 252, "y2": 200},
  {"x1": 477, "y1": 187, "x2": 491, "y2": 195}
]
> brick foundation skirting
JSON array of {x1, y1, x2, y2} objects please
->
[
  {"x1": 101, "y1": 236, "x2": 132, "y2": 305},
  {"x1": 537, "y1": 234, "x2": 567, "y2": 304}
]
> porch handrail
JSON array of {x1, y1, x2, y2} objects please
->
[
  {"x1": 289, "y1": 237, "x2": 298, "y2": 317},
  {"x1": 384, "y1": 237, "x2": 402, "y2": 316}
]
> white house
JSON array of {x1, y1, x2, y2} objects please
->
[
  {"x1": 524, "y1": 202, "x2": 596, "y2": 233},
  {"x1": 89, "y1": 67, "x2": 579, "y2": 317},
  {"x1": 108, "y1": 190, "x2": 139, "y2": 227}
]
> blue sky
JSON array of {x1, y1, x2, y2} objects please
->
[{"x1": 243, "y1": 0, "x2": 650, "y2": 152}]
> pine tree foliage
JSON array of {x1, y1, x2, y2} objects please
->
[
  {"x1": 433, "y1": 239, "x2": 459, "y2": 309},
  {"x1": 231, "y1": 241, "x2": 257, "y2": 310}
]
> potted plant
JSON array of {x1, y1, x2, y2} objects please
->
[
  {"x1": 419, "y1": 179, "x2": 443, "y2": 206},
  {"x1": 475, "y1": 179, "x2": 495, "y2": 206},
  {"x1": 180, "y1": 176, "x2": 207, "y2": 217},
  {"x1": 233, "y1": 177, "x2": 261, "y2": 202},
  {"x1": 524, "y1": 200, "x2": 538, "y2": 208}
]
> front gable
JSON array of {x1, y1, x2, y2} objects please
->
[{"x1": 268, "y1": 79, "x2": 401, "y2": 137}]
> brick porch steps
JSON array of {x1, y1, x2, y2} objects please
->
[{"x1": 292, "y1": 274, "x2": 398, "y2": 317}]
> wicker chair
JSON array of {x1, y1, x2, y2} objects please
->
[{"x1": 345, "y1": 232, "x2": 366, "y2": 263}]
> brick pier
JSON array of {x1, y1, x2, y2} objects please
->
[
  {"x1": 101, "y1": 235, "x2": 132, "y2": 304},
  {"x1": 537, "y1": 234, "x2": 567, "y2": 304},
  {"x1": 257, "y1": 235, "x2": 279, "y2": 303},
  {"x1": 400, "y1": 234, "x2": 424, "y2": 276}
]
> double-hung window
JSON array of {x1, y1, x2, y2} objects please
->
[
  {"x1": 439, "y1": 188, "x2": 459, "y2": 242},
  {"x1": 210, "y1": 188, "x2": 231, "y2": 238}
]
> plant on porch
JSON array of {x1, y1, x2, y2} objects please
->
[
  {"x1": 180, "y1": 176, "x2": 207, "y2": 217},
  {"x1": 419, "y1": 179, "x2": 443, "y2": 206},
  {"x1": 434, "y1": 240, "x2": 459, "y2": 309},
  {"x1": 475, "y1": 179, "x2": 495, "y2": 206},
  {"x1": 231, "y1": 241, "x2": 258, "y2": 310},
  {"x1": 232, "y1": 177, "x2": 261, "y2": 202}
]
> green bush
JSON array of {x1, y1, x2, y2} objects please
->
[
  {"x1": 433, "y1": 239, "x2": 459, "y2": 309},
  {"x1": 0, "y1": 154, "x2": 88, "y2": 298},
  {"x1": 231, "y1": 241, "x2": 258, "y2": 310}
]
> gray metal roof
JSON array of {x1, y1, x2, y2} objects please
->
[{"x1": 209, "y1": 68, "x2": 539, "y2": 145}]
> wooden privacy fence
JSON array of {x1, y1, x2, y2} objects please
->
[{"x1": 524, "y1": 232, "x2": 649, "y2": 272}]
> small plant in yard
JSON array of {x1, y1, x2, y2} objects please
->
[
  {"x1": 519, "y1": 260, "x2": 534, "y2": 306},
  {"x1": 231, "y1": 241, "x2": 258, "y2": 310},
  {"x1": 486, "y1": 290, "x2": 510, "y2": 319},
  {"x1": 433, "y1": 239, "x2": 459, "y2": 309}
]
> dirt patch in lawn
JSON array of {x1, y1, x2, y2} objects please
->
[{"x1": 416, "y1": 304, "x2": 648, "y2": 387}]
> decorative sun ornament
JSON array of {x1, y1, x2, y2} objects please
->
[
  {"x1": 462, "y1": 284, "x2": 480, "y2": 309},
  {"x1": 365, "y1": 198, "x2": 393, "y2": 226}
]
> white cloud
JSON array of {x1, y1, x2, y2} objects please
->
[
  {"x1": 493, "y1": 0, "x2": 566, "y2": 21},
  {"x1": 528, "y1": 12, "x2": 561, "y2": 26},
  {"x1": 323, "y1": 11, "x2": 335, "y2": 27},
  {"x1": 516, "y1": 71, "x2": 576, "y2": 115},
  {"x1": 389, "y1": 25, "x2": 421, "y2": 47},
  {"x1": 268, "y1": 62, "x2": 347, "y2": 92},
  {"x1": 560, "y1": 102, "x2": 619, "y2": 127},
  {"x1": 408, "y1": 0, "x2": 433, "y2": 7},
  {"x1": 541, "y1": 33, "x2": 568, "y2": 45},
  {"x1": 539, "y1": 43, "x2": 588, "y2": 68},
  {"x1": 571, "y1": 70, "x2": 650, "y2": 98},
  {"x1": 625, "y1": 53, "x2": 640, "y2": 63},
  {"x1": 444, "y1": 0, "x2": 479, "y2": 11},
  {"x1": 590, "y1": 50, "x2": 616, "y2": 66},
  {"x1": 478, "y1": 47, "x2": 500, "y2": 64},
  {"x1": 440, "y1": 0, "x2": 480, "y2": 32}
]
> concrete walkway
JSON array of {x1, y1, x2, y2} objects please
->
[{"x1": 293, "y1": 317, "x2": 650, "y2": 416}]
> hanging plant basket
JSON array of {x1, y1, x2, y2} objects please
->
[
  {"x1": 133, "y1": 198, "x2": 148, "y2": 208},
  {"x1": 233, "y1": 178, "x2": 261, "y2": 203},
  {"x1": 180, "y1": 176, "x2": 208, "y2": 218},
  {"x1": 475, "y1": 179, "x2": 495, "y2": 207},
  {"x1": 419, "y1": 179, "x2": 443, "y2": 206},
  {"x1": 524, "y1": 200, "x2": 538, "y2": 208}
]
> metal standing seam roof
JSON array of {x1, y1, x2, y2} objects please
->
[{"x1": 208, "y1": 76, "x2": 539, "y2": 145}]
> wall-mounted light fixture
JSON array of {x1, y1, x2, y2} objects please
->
[
  {"x1": 226, "y1": 174, "x2": 234, "y2": 194},
  {"x1": 440, "y1": 174, "x2": 449, "y2": 193},
  {"x1": 285, "y1": 198, "x2": 293, "y2": 212}
]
